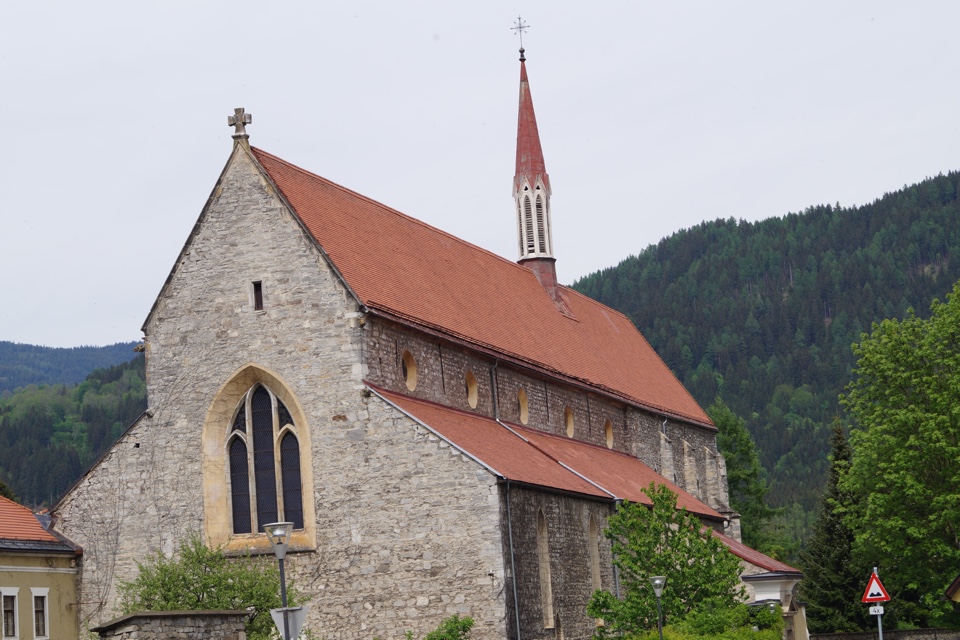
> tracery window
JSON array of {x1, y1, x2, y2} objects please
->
[{"x1": 227, "y1": 384, "x2": 304, "y2": 534}]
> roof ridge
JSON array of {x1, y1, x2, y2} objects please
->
[{"x1": 252, "y1": 147, "x2": 560, "y2": 280}]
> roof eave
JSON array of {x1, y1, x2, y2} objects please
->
[{"x1": 366, "y1": 307, "x2": 716, "y2": 431}]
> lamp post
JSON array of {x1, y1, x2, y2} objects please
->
[
  {"x1": 264, "y1": 522, "x2": 294, "y2": 640},
  {"x1": 649, "y1": 576, "x2": 666, "y2": 640}
]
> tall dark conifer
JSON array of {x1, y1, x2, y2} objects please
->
[
  {"x1": 798, "y1": 420, "x2": 868, "y2": 632},
  {"x1": 707, "y1": 399, "x2": 773, "y2": 550}
]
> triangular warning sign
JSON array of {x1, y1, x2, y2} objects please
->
[{"x1": 862, "y1": 573, "x2": 891, "y2": 603}]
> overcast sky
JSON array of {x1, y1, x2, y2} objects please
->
[{"x1": 2, "y1": 2, "x2": 959, "y2": 348}]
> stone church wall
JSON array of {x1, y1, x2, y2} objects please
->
[
  {"x1": 54, "y1": 147, "x2": 506, "y2": 640},
  {"x1": 363, "y1": 319, "x2": 726, "y2": 508},
  {"x1": 500, "y1": 484, "x2": 615, "y2": 640}
]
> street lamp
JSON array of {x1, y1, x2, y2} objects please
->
[
  {"x1": 264, "y1": 522, "x2": 294, "y2": 640},
  {"x1": 649, "y1": 576, "x2": 666, "y2": 640}
]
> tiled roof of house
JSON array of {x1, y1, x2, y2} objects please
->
[
  {"x1": 252, "y1": 148, "x2": 712, "y2": 428},
  {"x1": 0, "y1": 496, "x2": 59, "y2": 542},
  {"x1": 372, "y1": 386, "x2": 723, "y2": 520}
]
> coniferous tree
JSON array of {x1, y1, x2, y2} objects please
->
[
  {"x1": 707, "y1": 399, "x2": 773, "y2": 551},
  {"x1": 0, "y1": 476, "x2": 17, "y2": 502},
  {"x1": 798, "y1": 420, "x2": 868, "y2": 632}
]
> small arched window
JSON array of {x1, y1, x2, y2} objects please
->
[
  {"x1": 517, "y1": 388, "x2": 529, "y2": 425},
  {"x1": 465, "y1": 371, "x2": 479, "y2": 409},
  {"x1": 228, "y1": 384, "x2": 304, "y2": 534},
  {"x1": 401, "y1": 350, "x2": 418, "y2": 391}
]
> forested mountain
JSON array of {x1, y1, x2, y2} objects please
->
[
  {"x1": 0, "y1": 355, "x2": 146, "y2": 507},
  {"x1": 0, "y1": 341, "x2": 139, "y2": 394},
  {"x1": 573, "y1": 170, "x2": 960, "y2": 539}
]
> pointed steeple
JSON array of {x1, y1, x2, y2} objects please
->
[{"x1": 513, "y1": 47, "x2": 560, "y2": 300}]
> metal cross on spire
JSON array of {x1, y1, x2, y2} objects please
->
[
  {"x1": 511, "y1": 16, "x2": 529, "y2": 49},
  {"x1": 228, "y1": 107, "x2": 252, "y2": 140}
]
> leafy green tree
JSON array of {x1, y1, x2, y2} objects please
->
[
  {"x1": 707, "y1": 398, "x2": 773, "y2": 550},
  {"x1": 422, "y1": 615, "x2": 474, "y2": 640},
  {"x1": 841, "y1": 281, "x2": 960, "y2": 627},
  {"x1": 587, "y1": 484, "x2": 744, "y2": 636},
  {"x1": 798, "y1": 420, "x2": 868, "y2": 632},
  {"x1": 117, "y1": 534, "x2": 300, "y2": 640}
]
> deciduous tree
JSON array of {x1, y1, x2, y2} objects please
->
[
  {"x1": 587, "y1": 483, "x2": 744, "y2": 636},
  {"x1": 841, "y1": 281, "x2": 960, "y2": 627},
  {"x1": 117, "y1": 534, "x2": 300, "y2": 640}
]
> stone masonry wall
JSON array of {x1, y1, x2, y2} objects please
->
[
  {"x1": 364, "y1": 319, "x2": 726, "y2": 508},
  {"x1": 500, "y1": 484, "x2": 616, "y2": 640},
  {"x1": 54, "y1": 145, "x2": 506, "y2": 640},
  {"x1": 92, "y1": 611, "x2": 248, "y2": 640}
]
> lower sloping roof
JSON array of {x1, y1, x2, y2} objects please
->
[
  {"x1": 713, "y1": 530, "x2": 801, "y2": 574},
  {"x1": 371, "y1": 385, "x2": 723, "y2": 521},
  {"x1": 0, "y1": 496, "x2": 77, "y2": 554}
]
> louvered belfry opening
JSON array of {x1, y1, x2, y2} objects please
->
[{"x1": 227, "y1": 384, "x2": 304, "y2": 534}]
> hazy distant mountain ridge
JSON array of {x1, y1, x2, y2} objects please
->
[
  {"x1": 0, "y1": 341, "x2": 139, "y2": 394},
  {"x1": 573, "y1": 170, "x2": 960, "y2": 522}
]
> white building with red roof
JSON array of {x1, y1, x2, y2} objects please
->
[{"x1": 52, "y1": 49, "x2": 803, "y2": 640}]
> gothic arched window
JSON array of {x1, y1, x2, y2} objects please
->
[{"x1": 227, "y1": 384, "x2": 304, "y2": 533}]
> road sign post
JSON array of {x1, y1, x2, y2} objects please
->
[{"x1": 862, "y1": 569, "x2": 890, "y2": 640}]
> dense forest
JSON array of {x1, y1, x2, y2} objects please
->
[
  {"x1": 0, "y1": 341, "x2": 139, "y2": 394},
  {"x1": 573, "y1": 170, "x2": 960, "y2": 543},
  {"x1": 0, "y1": 355, "x2": 146, "y2": 507}
]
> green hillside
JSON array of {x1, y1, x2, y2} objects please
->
[
  {"x1": 573, "y1": 171, "x2": 960, "y2": 533},
  {"x1": 0, "y1": 341, "x2": 139, "y2": 395},
  {"x1": 0, "y1": 355, "x2": 146, "y2": 507}
]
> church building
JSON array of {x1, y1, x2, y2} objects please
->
[{"x1": 52, "y1": 48, "x2": 802, "y2": 640}]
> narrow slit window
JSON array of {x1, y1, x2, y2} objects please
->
[{"x1": 253, "y1": 281, "x2": 264, "y2": 311}]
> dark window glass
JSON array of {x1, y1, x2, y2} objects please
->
[
  {"x1": 232, "y1": 402, "x2": 246, "y2": 433},
  {"x1": 278, "y1": 400, "x2": 293, "y2": 428},
  {"x1": 2, "y1": 595, "x2": 14, "y2": 638},
  {"x1": 280, "y1": 432, "x2": 304, "y2": 529},
  {"x1": 251, "y1": 387, "x2": 277, "y2": 526},
  {"x1": 229, "y1": 437, "x2": 251, "y2": 534},
  {"x1": 253, "y1": 281, "x2": 264, "y2": 311},
  {"x1": 34, "y1": 596, "x2": 45, "y2": 637}
]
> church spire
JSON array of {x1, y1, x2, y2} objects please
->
[{"x1": 513, "y1": 46, "x2": 559, "y2": 298}]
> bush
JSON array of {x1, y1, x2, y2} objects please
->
[{"x1": 116, "y1": 534, "x2": 301, "y2": 640}]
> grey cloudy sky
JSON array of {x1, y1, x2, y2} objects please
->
[{"x1": 2, "y1": 2, "x2": 958, "y2": 348}]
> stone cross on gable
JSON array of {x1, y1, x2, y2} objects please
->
[{"x1": 228, "y1": 107, "x2": 252, "y2": 139}]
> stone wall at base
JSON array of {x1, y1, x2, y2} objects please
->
[
  {"x1": 811, "y1": 630, "x2": 960, "y2": 640},
  {"x1": 91, "y1": 610, "x2": 248, "y2": 640}
]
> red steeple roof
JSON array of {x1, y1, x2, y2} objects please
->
[{"x1": 514, "y1": 48, "x2": 550, "y2": 194}]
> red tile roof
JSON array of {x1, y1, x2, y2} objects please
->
[
  {"x1": 0, "y1": 496, "x2": 60, "y2": 543},
  {"x1": 515, "y1": 55, "x2": 550, "y2": 194},
  {"x1": 373, "y1": 386, "x2": 722, "y2": 521},
  {"x1": 713, "y1": 530, "x2": 801, "y2": 574},
  {"x1": 252, "y1": 148, "x2": 713, "y2": 428}
]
